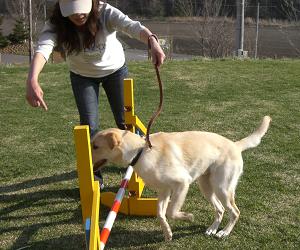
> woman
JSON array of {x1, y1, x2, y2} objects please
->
[{"x1": 26, "y1": 0, "x2": 165, "y2": 188}]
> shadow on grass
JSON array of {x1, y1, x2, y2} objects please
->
[
  {"x1": 0, "y1": 171, "x2": 77, "y2": 193},
  {"x1": 105, "y1": 223, "x2": 207, "y2": 248},
  {"x1": 0, "y1": 170, "x2": 85, "y2": 249},
  {"x1": 1, "y1": 167, "x2": 206, "y2": 249},
  {"x1": 12, "y1": 233, "x2": 86, "y2": 250},
  {"x1": 98, "y1": 206, "x2": 207, "y2": 248}
]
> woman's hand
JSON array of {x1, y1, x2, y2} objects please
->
[
  {"x1": 26, "y1": 79, "x2": 48, "y2": 110},
  {"x1": 148, "y1": 35, "x2": 166, "y2": 67},
  {"x1": 140, "y1": 28, "x2": 166, "y2": 67}
]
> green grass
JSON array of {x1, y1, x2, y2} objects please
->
[{"x1": 0, "y1": 59, "x2": 299, "y2": 249}]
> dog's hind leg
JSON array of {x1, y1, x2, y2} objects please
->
[
  {"x1": 214, "y1": 190, "x2": 240, "y2": 238},
  {"x1": 213, "y1": 167, "x2": 241, "y2": 238},
  {"x1": 197, "y1": 174, "x2": 225, "y2": 236},
  {"x1": 166, "y1": 181, "x2": 194, "y2": 222},
  {"x1": 157, "y1": 190, "x2": 172, "y2": 241}
]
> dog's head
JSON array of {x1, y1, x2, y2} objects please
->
[
  {"x1": 92, "y1": 128, "x2": 146, "y2": 171},
  {"x1": 91, "y1": 128, "x2": 124, "y2": 171}
]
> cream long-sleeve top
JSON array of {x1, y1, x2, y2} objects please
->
[{"x1": 35, "y1": 1, "x2": 145, "y2": 77}]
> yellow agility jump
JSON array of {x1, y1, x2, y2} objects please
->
[{"x1": 73, "y1": 78, "x2": 157, "y2": 250}]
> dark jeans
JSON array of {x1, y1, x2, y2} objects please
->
[{"x1": 70, "y1": 64, "x2": 128, "y2": 137}]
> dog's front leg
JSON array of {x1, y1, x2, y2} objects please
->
[
  {"x1": 166, "y1": 182, "x2": 194, "y2": 222},
  {"x1": 157, "y1": 191, "x2": 172, "y2": 241}
]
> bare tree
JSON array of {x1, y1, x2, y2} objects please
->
[
  {"x1": 5, "y1": 0, "x2": 27, "y2": 20},
  {"x1": 280, "y1": 0, "x2": 299, "y2": 22},
  {"x1": 175, "y1": 0, "x2": 198, "y2": 16},
  {"x1": 5, "y1": 0, "x2": 46, "y2": 35},
  {"x1": 174, "y1": 0, "x2": 234, "y2": 57},
  {"x1": 278, "y1": 0, "x2": 300, "y2": 56}
]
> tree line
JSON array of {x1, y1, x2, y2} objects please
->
[
  {"x1": 107, "y1": 0, "x2": 299, "y2": 21},
  {"x1": 0, "y1": 1, "x2": 299, "y2": 21},
  {"x1": 0, "y1": 0, "x2": 299, "y2": 50}
]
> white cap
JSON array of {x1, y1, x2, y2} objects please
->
[{"x1": 59, "y1": 0, "x2": 92, "y2": 17}]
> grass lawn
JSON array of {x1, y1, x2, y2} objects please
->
[{"x1": 0, "y1": 59, "x2": 299, "y2": 249}]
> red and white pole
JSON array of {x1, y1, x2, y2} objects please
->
[{"x1": 100, "y1": 166, "x2": 134, "y2": 250}]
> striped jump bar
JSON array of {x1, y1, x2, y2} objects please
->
[{"x1": 100, "y1": 165, "x2": 134, "y2": 250}]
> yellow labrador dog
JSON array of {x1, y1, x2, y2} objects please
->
[{"x1": 92, "y1": 116, "x2": 271, "y2": 241}]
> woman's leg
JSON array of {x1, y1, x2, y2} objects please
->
[
  {"x1": 102, "y1": 64, "x2": 128, "y2": 130},
  {"x1": 70, "y1": 72, "x2": 100, "y2": 138}
]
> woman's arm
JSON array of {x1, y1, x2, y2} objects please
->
[
  {"x1": 26, "y1": 21, "x2": 57, "y2": 111},
  {"x1": 104, "y1": 4, "x2": 165, "y2": 66},
  {"x1": 26, "y1": 52, "x2": 48, "y2": 110}
]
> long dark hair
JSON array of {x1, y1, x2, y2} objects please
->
[{"x1": 50, "y1": 0, "x2": 101, "y2": 56}]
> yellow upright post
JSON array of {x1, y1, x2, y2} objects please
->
[
  {"x1": 124, "y1": 78, "x2": 146, "y2": 196},
  {"x1": 74, "y1": 126, "x2": 95, "y2": 222},
  {"x1": 74, "y1": 125, "x2": 100, "y2": 249},
  {"x1": 90, "y1": 181, "x2": 100, "y2": 250},
  {"x1": 124, "y1": 79, "x2": 157, "y2": 216}
]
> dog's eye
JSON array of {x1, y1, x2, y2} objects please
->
[{"x1": 93, "y1": 144, "x2": 99, "y2": 150}]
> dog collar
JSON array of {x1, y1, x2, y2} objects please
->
[{"x1": 130, "y1": 148, "x2": 143, "y2": 166}]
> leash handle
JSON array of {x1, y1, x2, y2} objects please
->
[{"x1": 146, "y1": 34, "x2": 163, "y2": 148}]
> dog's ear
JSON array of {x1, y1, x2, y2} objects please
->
[{"x1": 106, "y1": 132, "x2": 121, "y2": 150}]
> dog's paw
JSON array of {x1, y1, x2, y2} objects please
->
[
  {"x1": 205, "y1": 228, "x2": 217, "y2": 236},
  {"x1": 215, "y1": 230, "x2": 229, "y2": 239},
  {"x1": 164, "y1": 232, "x2": 173, "y2": 241}
]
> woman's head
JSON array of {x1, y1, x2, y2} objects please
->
[{"x1": 50, "y1": 0, "x2": 101, "y2": 55}]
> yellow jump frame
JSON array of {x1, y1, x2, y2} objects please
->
[
  {"x1": 100, "y1": 78, "x2": 157, "y2": 216},
  {"x1": 73, "y1": 78, "x2": 157, "y2": 249}
]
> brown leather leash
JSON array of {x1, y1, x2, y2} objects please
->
[{"x1": 146, "y1": 34, "x2": 164, "y2": 149}]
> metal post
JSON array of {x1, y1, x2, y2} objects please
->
[
  {"x1": 44, "y1": 0, "x2": 47, "y2": 23},
  {"x1": 255, "y1": 1, "x2": 260, "y2": 59},
  {"x1": 235, "y1": 0, "x2": 245, "y2": 57},
  {"x1": 28, "y1": 0, "x2": 33, "y2": 63}
]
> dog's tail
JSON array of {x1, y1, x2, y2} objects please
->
[{"x1": 235, "y1": 116, "x2": 271, "y2": 152}]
